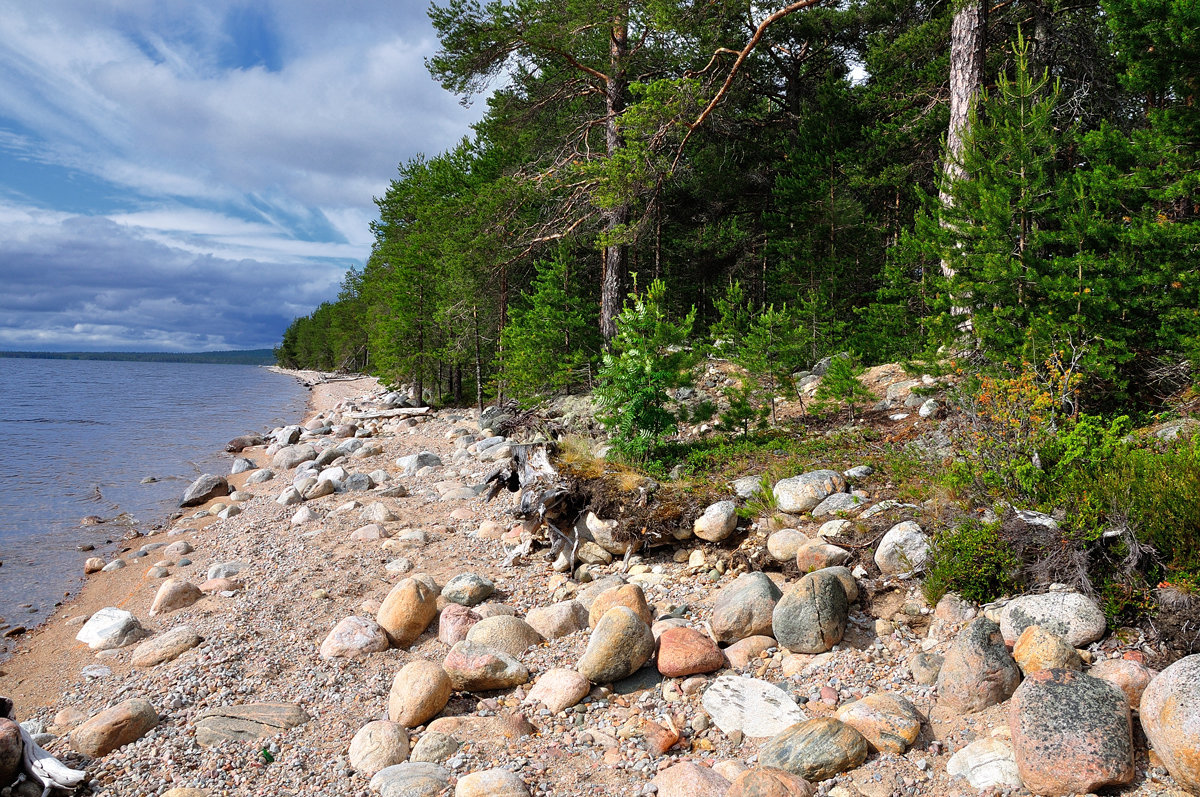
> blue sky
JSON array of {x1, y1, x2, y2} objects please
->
[{"x1": 0, "y1": 1, "x2": 480, "y2": 351}]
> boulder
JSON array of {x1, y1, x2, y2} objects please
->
[
  {"x1": 701, "y1": 675, "x2": 806, "y2": 739},
  {"x1": 907, "y1": 653, "x2": 943, "y2": 685},
  {"x1": 936, "y1": 618, "x2": 1021, "y2": 714},
  {"x1": 272, "y1": 444, "x2": 317, "y2": 470},
  {"x1": 946, "y1": 737, "x2": 1022, "y2": 790},
  {"x1": 193, "y1": 704, "x2": 309, "y2": 747},
  {"x1": 464, "y1": 615, "x2": 543, "y2": 658},
  {"x1": 76, "y1": 607, "x2": 147, "y2": 651},
  {"x1": 525, "y1": 600, "x2": 588, "y2": 640},
  {"x1": 389, "y1": 661, "x2": 453, "y2": 727},
  {"x1": 438, "y1": 603, "x2": 481, "y2": 646},
  {"x1": 725, "y1": 768, "x2": 815, "y2": 797},
  {"x1": 711, "y1": 572, "x2": 782, "y2": 644},
  {"x1": 376, "y1": 578, "x2": 439, "y2": 647},
  {"x1": 320, "y1": 616, "x2": 390, "y2": 660},
  {"x1": 349, "y1": 721, "x2": 409, "y2": 777},
  {"x1": 409, "y1": 731, "x2": 459, "y2": 764},
  {"x1": 809, "y1": 493, "x2": 864, "y2": 519},
  {"x1": 1089, "y1": 657, "x2": 1156, "y2": 709},
  {"x1": 1012, "y1": 625, "x2": 1082, "y2": 675},
  {"x1": 652, "y1": 763, "x2": 731, "y2": 797},
  {"x1": 794, "y1": 541, "x2": 851, "y2": 573},
  {"x1": 578, "y1": 512, "x2": 630, "y2": 555},
  {"x1": 226, "y1": 434, "x2": 266, "y2": 452},
  {"x1": 455, "y1": 768, "x2": 529, "y2": 797},
  {"x1": 370, "y1": 762, "x2": 452, "y2": 797},
  {"x1": 1139, "y1": 653, "x2": 1200, "y2": 793},
  {"x1": 71, "y1": 699, "x2": 158, "y2": 757},
  {"x1": 397, "y1": 452, "x2": 442, "y2": 475},
  {"x1": 587, "y1": 584, "x2": 653, "y2": 629},
  {"x1": 131, "y1": 625, "x2": 203, "y2": 668},
  {"x1": 0, "y1": 719, "x2": 22, "y2": 785},
  {"x1": 724, "y1": 635, "x2": 778, "y2": 669},
  {"x1": 773, "y1": 471, "x2": 846, "y2": 514},
  {"x1": 835, "y1": 693, "x2": 922, "y2": 753},
  {"x1": 758, "y1": 718, "x2": 869, "y2": 783},
  {"x1": 525, "y1": 668, "x2": 590, "y2": 714},
  {"x1": 443, "y1": 640, "x2": 529, "y2": 691},
  {"x1": 441, "y1": 573, "x2": 495, "y2": 607},
  {"x1": 657, "y1": 626, "x2": 725, "y2": 677},
  {"x1": 577, "y1": 606, "x2": 655, "y2": 684},
  {"x1": 999, "y1": 591, "x2": 1106, "y2": 648},
  {"x1": 149, "y1": 579, "x2": 203, "y2": 616},
  {"x1": 873, "y1": 521, "x2": 930, "y2": 575},
  {"x1": 206, "y1": 561, "x2": 246, "y2": 580},
  {"x1": 180, "y1": 474, "x2": 229, "y2": 507},
  {"x1": 767, "y1": 530, "x2": 809, "y2": 563},
  {"x1": 772, "y1": 570, "x2": 848, "y2": 654},
  {"x1": 1010, "y1": 669, "x2": 1134, "y2": 795},
  {"x1": 694, "y1": 501, "x2": 739, "y2": 542}
]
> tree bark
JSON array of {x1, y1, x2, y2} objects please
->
[
  {"x1": 940, "y1": 0, "x2": 987, "y2": 319},
  {"x1": 600, "y1": 6, "x2": 629, "y2": 344}
]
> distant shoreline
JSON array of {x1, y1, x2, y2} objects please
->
[{"x1": 0, "y1": 349, "x2": 276, "y2": 365}]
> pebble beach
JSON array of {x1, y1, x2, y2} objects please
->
[{"x1": 0, "y1": 373, "x2": 1195, "y2": 797}]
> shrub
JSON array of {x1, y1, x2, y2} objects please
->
[
  {"x1": 922, "y1": 519, "x2": 1021, "y2": 605},
  {"x1": 813, "y1": 354, "x2": 875, "y2": 421},
  {"x1": 595, "y1": 278, "x2": 697, "y2": 462}
]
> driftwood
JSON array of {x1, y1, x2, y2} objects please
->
[
  {"x1": 482, "y1": 443, "x2": 587, "y2": 570},
  {"x1": 1, "y1": 698, "x2": 86, "y2": 796},
  {"x1": 346, "y1": 406, "x2": 432, "y2": 421}
]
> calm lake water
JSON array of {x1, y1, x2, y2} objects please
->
[{"x1": 0, "y1": 359, "x2": 309, "y2": 634}]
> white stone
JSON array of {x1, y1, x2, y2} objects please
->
[
  {"x1": 693, "y1": 501, "x2": 738, "y2": 542},
  {"x1": 874, "y1": 520, "x2": 930, "y2": 575},
  {"x1": 700, "y1": 675, "x2": 806, "y2": 738},
  {"x1": 773, "y1": 470, "x2": 846, "y2": 514},
  {"x1": 75, "y1": 607, "x2": 148, "y2": 651},
  {"x1": 947, "y1": 737, "x2": 1022, "y2": 789}
]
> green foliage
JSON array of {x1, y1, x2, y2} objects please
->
[
  {"x1": 691, "y1": 399, "x2": 717, "y2": 423},
  {"x1": 923, "y1": 520, "x2": 1021, "y2": 605},
  {"x1": 499, "y1": 251, "x2": 599, "y2": 405},
  {"x1": 708, "y1": 280, "x2": 753, "y2": 358},
  {"x1": 595, "y1": 278, "x2": 697, "y2": 461},
  {"x1": 813, "y1": 355, "x2": 875, "y2": 421},
  {"x1": 717, "y1": 381, "x2": 770, "y2": 437}
]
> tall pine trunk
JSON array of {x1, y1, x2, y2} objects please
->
[
  {"x1": 940, "y1": 0, "x2": 987, "y2": 318},
  {"x1": 600, "y1": 7, "x2": 629, "y2": 344}
]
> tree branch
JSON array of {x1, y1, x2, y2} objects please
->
[{"x1": 670, "y1": 0, "x2": 826, "y2": 174}]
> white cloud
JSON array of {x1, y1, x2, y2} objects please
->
[{"x1": 0, "y1": 1, "x2": 480, "y2": 350}]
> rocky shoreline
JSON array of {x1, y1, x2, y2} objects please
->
[{"x1": 0, "y1": 376, "x2": 1195, "y2": 797}]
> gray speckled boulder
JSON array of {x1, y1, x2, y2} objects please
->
[
  {"x1": 1010, "y1": 669, "x2": 1133, "y2": 795},
  {"x1": 773, "y1": 471, "x2": 846, "y2": 514},
  {"x1": 936, "y1": 618, "x2": 1021, "y2": 714},
  {"x1": 999, "y1": 591, "x2": 1106, "y2": 647},
  {"x1": 711, "y1": 572, "x2": 782, "y2": 643},
  {"x1": 772, "y1": 570, "x2": 848, "y2": 654}
]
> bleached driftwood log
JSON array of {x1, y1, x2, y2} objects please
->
[
  {"x1": 482, "y1": 443, "x2": 585, "y2": 570},
  {"x1": 346, "y1": 406, "x2": 432, "y2": 421},
  {"x1": 1, "y1": 698, "x2": 86, "y2": 796}
]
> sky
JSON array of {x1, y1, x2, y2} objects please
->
[{"x1": 0, "y1": 1, "x2": 481, "y2": 352}]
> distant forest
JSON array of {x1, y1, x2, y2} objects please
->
[
  {"x1": 277, "y1": 0, "x2": 1198, "y2": 412},
  {"x1": 0, "y1": 350, "x2": 277, "y2": 366}
]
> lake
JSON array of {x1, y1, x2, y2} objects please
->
[{"x1": 0, "y1": 358, "x2": 308, "y2": 635}]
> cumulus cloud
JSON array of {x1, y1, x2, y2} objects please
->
[{"x1": 0, "y1": 1, "x2": 479, "y2": 351}]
